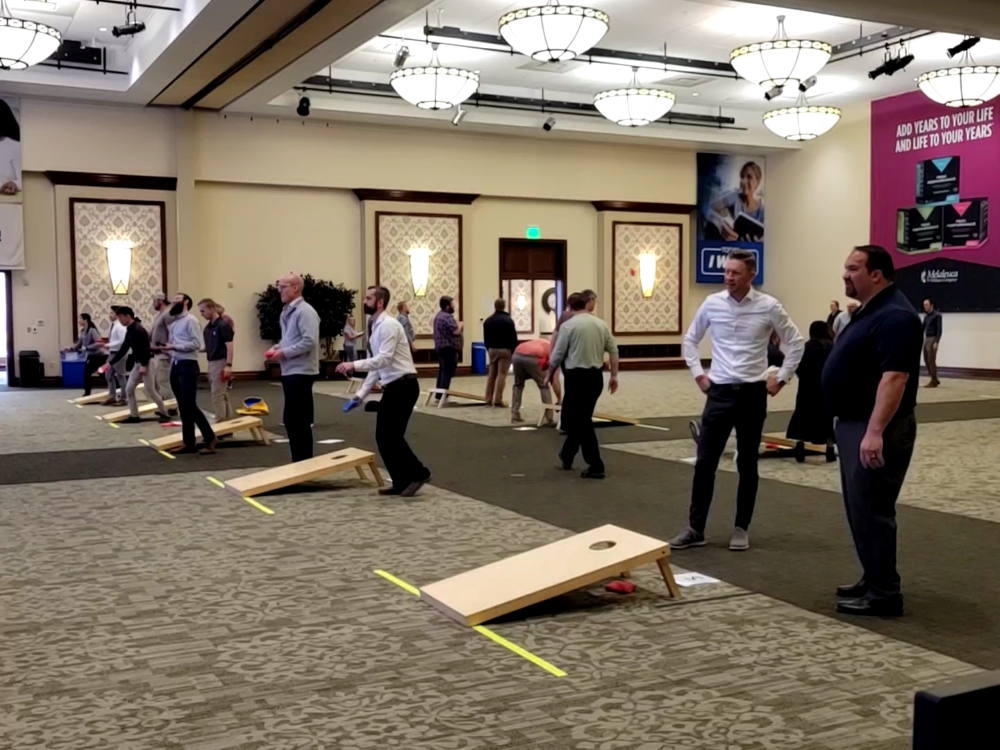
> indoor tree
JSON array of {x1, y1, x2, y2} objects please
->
[{"x1": 256, "y1": 275, "x2": 357, "y2": 364}]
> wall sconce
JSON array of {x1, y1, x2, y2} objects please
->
[
  {"x1": 408, "y1": 246, "x2": 432, "y2": 297},
  {"x1": 637, "y1": 252, "x2": 658, "y2": 298},
  {"x1": 105, "y1": 239, "x2": 134, "y2": 295},
  {"x1": 515, "y1": 291, "x2": 528, "y2": 311}
]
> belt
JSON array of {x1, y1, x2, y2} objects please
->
[{"x1": 712, "y1": 381, "x2": 766, "y2": 391}]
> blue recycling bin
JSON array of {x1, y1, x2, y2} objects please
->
[
  {"x1": 471, "y1": 342, "x2": 487, "y2": 375},
  {"x1": 61, "y1": 353, "x2": 86, "y2": 388}
]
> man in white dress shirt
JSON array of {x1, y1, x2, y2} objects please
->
[
  {"x1": 670, "y1": 250, "x2": 804, "y2": 552},
  {"x1": 337, "y1": 285, "x2": 431, "y2": 498}
]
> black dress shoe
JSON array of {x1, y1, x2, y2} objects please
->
[
  {"x1": 836, "y1": 579, "x2": 869, "y2": 598},
  {"x1": 378, "y1": 486, "x2": 402, "y2": 496},
  {"x1": 836, "y1": 595, "x2": 903, "y2": 617},
  {"x1": 557, "y1": 455, "x2": 573, "y2": 471},
  {"x1": 581, "y1": 468, "x2": 605, "y2": 479}
]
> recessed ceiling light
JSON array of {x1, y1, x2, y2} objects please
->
[
  {"x1": 692, "y1": 92, "x2": 699, "y2": 96},
  {"x1": 99, "y1": 27, "x2": 107, "y2": 32}
]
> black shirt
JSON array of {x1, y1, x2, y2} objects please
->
[
  {"x1": 204, "y1": 317, "x2": 234, "y2": 362},
  {"x1": 483, "y1": 311, "x2": 518, "y2": 352},
  {"x1": 822, "y1": 285, "x2": 922, "y2": 423},
  {"x1": 110, "y1": 321, "x2": 153, "y2": 367},
  {"x1": 923, "y1": 310, "x2": 943, "y2": 339}
]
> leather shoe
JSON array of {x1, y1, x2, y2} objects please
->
[
  {"x1": 580, "y1": 468, "x2": 605, "y2": 479},
  {"x1": 836, "y1": 595, "x2": 903, "y2": 617},
  {"x1": 378, "y1": 486, "x2": 402, "y2": 496},
  {"x1": 836, "y1": 579, "x2": 869, "y2": 598}
]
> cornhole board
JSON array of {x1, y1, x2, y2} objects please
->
[
  {"x1": 420, "y1": 524, "x2": 680, "y2": 626},
  {"x1": 346, "y1": 377, "x2": 364, "y2": 394},
  {"x1": 71, "y1": 385, "x2": 143, "y2": 405},
  {"x1": 99, "y1": 399, "x2": 177, "y2": 423},
  {"x1": 539, "y1": 403, "x2": 638, "y2": 427},
  {"x1": 147, "y1": 416, "x2": 268, "y2": 452},
  {"x1": 223, "y1": 447, "x2": 384, "y2": 498},
  {"x1": 761, "y1": 434, "x2": 827, "y2": 454},
  {"x1": 424, "y1": 389, "x2": 489, "y2": 408},
  {"x1": 537, "y1": 403, "x2": 562, "y2": 427}
]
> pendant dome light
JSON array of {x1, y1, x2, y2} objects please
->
[
  {"x1": 763, "y1": 92, "x2": 841, "y2": 141},
  {"x1": 594, "y1": 68, "x2": 675, "y2": 127},
  {"x1": 0, "y1": 0, "x2": 61, "y2": 70},
  {"x1": 499, "y1": 0, "x2": 609, "y2": 63},
  {"x1": 389, "y1": 44, "x2": 479, "y2": 110},
  {"x1": 918, "y1": 46, "x2": 1000, "y2": 108},
  {"x1": 731, "y1": 15, "x2": 831, "y2": 92}
]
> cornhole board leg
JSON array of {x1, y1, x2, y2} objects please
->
[
  {"x1": 425, "y1": 388, "x2": 448, "y2": 408},
  {"x1": 537, "y1": 404, "x2": 562, "y2": 428},
  {"x1": 101, "y1": 399, "x2": 177, "y2": 423},
  {"x1": 419, "y1": 524, "x2": 678, "y2": 626},
  {"x1": 223, "y1": 447, "x2": 379, "y2": 498},
  {"x1": 657, "y1": 557, "x2": 681, "y2": 599}
]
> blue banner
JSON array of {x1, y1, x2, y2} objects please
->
[{"x1": 696, "y1": 153, "x2": 766, "y2": 284}]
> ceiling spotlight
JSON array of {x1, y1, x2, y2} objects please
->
[
  {"x1": 393, "y1": 45, "x2": 409, "y2": 69},
  {"x1": 868, "y1": 51, "x2": 914, "y2": 80},
  {"x1": 764, "y1": 84, "x2": 785, "y2": 101},
  {"x1": 112, "y1": 4, "x2": 146, "y2": 38},
  {"x1": 542, "y1": 116, "x2": 556, "y2": 131},
  {"x1": 798, "y1": 76, "x2": 817, "y2": 92},
  {"x1": 297, "y1": 96, "x2": 310, "y2": 117},
  {"x1": 947, "y1": 36, "x2": 980, "y2": 58},
  {"x1": 452, "y1": 107, "x2": 467, "y2": 126}
]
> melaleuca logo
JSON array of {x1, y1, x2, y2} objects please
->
[{"x1": 921, "y1": 269, "x2": 958, "y2": 284}]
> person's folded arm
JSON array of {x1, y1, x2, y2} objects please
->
[{"x1": 771, "y1": 302, "x2": 805, "y2": 382}]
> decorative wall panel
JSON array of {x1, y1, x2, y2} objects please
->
[
  {"x1": 504, "y1": 279, "x2": 534, "y2": 333},
  {"x1": 71, "y1": 200, "x2": 167, "y2": 337},
  {"x1": 612, "y1": 222, "x2": 682, "y2": 335},
  {"x1": 376, "y1": 212, "x2": 462, "y2": 337}
]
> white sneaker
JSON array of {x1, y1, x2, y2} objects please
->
[{"x1": 729, "y1": 527, "x2": 749, "y2": 551}]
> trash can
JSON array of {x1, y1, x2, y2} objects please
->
[
  {"x1": 61, "y1": 353, "x2": 86, "y2": 389},
  {"x1": 471, "y1": 342, "x2": 488, "y2": 375},
  {"x1": 18, "y1": 350, "x2": 43, "y2": 387}
]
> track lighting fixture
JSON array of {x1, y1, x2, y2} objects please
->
[
  {"x1": 868, "y1": 50, "x2": 914, "y2": 80},
  {"x1": 112, "y1": 4, "x2": 145, "y2": 38},
  {"x1": 798, "y1": 76, "x2": 817, "y2": 92},
  {"x1": 451, "y1": 107, "x2": 467, "y2": 126},
  {"x1": 764, "y1": 84, "x2": 784, "y2": 101},
  {"x1": 947, "y1": 36, "x2": 980, "y2": 58},
  {"x1": 297, "y1": 96, "x2": 310, "y2": 117},
  {"x1": 393, "y1": 45, "x2": 410, "y2": 69},
  {"x1": 542, "y1": 116, "x2": 556, "y2": 131}
]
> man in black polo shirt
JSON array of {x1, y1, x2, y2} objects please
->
[
  {"x1": 198, "y1": 298, "x2": 234, "y2": 423},
  {"x1": 822, "y1": 245, "x2": 922, "y2": 617}
]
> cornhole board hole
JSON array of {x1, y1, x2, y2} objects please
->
[
  {"x1": 223, "y1": 447, "x2": 384, "y2": 498},
  {"x1": 420, "y1": 524, "x2": 680, "y2": 626},
  {"x1": 100, "y1": 399, "x2": 177, "y2": 423},
  {"x1": 760, "y1": 433, "x2": 827, "y2": 457},
  {"x1": 72, "y1": 385, "x2": 144, "y2": 405},
  {"x1": 147, "y1": 416, "x2": 267, "y2": 452}
]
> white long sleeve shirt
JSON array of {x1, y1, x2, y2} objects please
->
[
  {"x1": 107, "y1": 320, "x2": 127, "y2": 353},
  {"x1": 353, "y1": 311, "x2": 417, "y2": 400},
  {"x1": 683, "y1": 288, "x2": 804, "y2": 385}
]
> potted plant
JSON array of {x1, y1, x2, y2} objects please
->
[{"x1": 256, "y1": 275, "x2": 357, "y2": 379}]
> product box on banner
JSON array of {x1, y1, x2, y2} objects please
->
[
  {"x1": 897, "y1": 206, "x2": 944, "y2": 254},
  {"x1": 942, "y1": 199, "x2": 989, "y2": 249},
  {"x1": 916, "y1": 157, "x2": 961, "y2": 205}
]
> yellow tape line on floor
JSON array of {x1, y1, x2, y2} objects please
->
[
  {"x1": 373, "y1": 569, "x2": 566, "y2": 678},
  {"x1": 157, "y1": 450, "x2": 176, "y2": 460},
  {"x1": 205, "y1": 477, "x2": 275, "y2": 515}
]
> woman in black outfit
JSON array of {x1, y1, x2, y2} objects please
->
[
  {"x1": 786, "y1": 321, "x2": 836, "y2": 462},
  {"x1": 65, "y1": 314, "x2": 106, "y2": 396}
]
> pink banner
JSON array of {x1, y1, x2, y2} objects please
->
[{"x1": 871, "y1": 91, "x2": 998, "y2": 311}]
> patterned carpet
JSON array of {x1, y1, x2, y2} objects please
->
[{"x1": 1, "y1": 384, "x2": 994, "y2": 749}]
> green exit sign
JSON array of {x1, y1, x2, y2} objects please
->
[{"x1": 526, "y1": 226, "x2": 541, "y2": 240}]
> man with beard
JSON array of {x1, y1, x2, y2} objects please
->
[
  {"x1": 823, "y1": 245, "x2": 921, "y2": 617},
  {"x1": 338, "y1": 286, "x2": 431, "y2": 497},
  {"x1": 265, "y1": 273, "x2": 321, "y2": 462},
  {"x1": 161, "y1": 293, "x2": 216, "y2": 454},
  {"x1": 433, "y1": 295, "x2": 463, "y2": 395}
]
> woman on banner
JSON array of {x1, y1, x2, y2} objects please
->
[
  {"x1": 0, "y1": 99, "x2": 21, "y2": 195},
  {"x1": 705, "y1": 161, "x2": 764, "y2": 242}
]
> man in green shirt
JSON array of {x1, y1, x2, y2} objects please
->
[{"x1": 545, "y1": 294, "x2": 619, "y2": 478}]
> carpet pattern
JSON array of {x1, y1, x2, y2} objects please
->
[{"x1": 1, "y1": 470, "x2": 981, "y2": 750}]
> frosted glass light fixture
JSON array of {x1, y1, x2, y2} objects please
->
[
  {"x1": 731, "y1": 15, "x2": 831, "y2": 90},
  {"x1": 918, "y1": 61, "x2": 1000, "y2": 107},
  {"x1": 763, "y1": 92, "x2": 841, "y2": 140},
  {"x1": 499, "y1": 1, "x2": 609, "y2": 62},
  {"x1": 390, "y1": 45, "x2": 479, "y2": 110},
  {"x1": 408, "y1": 247, "x2": 432, "y2": 297},
  {"x1": 0, "y1": 0, "x2": 62, "y2": 70},
  {"x1": 637, "y1": 252, "x2": 657, "y2": 298},
  {"x1": 594, "y1": 67, "x2": 675, "y2": 127},
  {"x1": 105, "y1": 240, "x2": 134, "y2": 295}
]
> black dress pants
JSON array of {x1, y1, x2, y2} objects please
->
[
  {"x1": 559, "y1": 367, "x2": 605, "y2": 472},
  {"x1": 376, "y1": 376, "x2": 430, "y2": 489},
  {"x1": 436, "y1": 347, "x2": 459, "y2": 391},
  {"x1": 689, "y1": 382, "x2": 767, "y2": 533},
  {"x1": 282, "y1": 374, "x2": 316, "y2": 462},
  {"x1": 170, "y1": 360, "x2": 215, "y2": 449},
  {"x1": 835, "y1": 413, "x2": 916, "y2": 601},
  {"x1": 83, "y1": 354, "x2": 107, "y2": 396}
]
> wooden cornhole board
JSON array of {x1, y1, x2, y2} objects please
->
[
  {"x1": 420, "y1": 524, "x2": 680, "y2": 626},
  {"x1": 539, "y1": 404, "x2": 639, "y2": 427},
  {"x1": 72, "y1": 384, "x2": 144, "y2": 405},
  {"x1": 223, "y1": 447, "x2": 385, "y2": 498},
  {"x1": 100, "y1": 399, "x2": 177, "y2": 423},
  {"x1": 346, "y1": 377, "x2": 364, "y2": 394},
  {"x1": 424, "y1": 389, "x2": 488, "y2": 408},
  {"x1": 147, "y1": 416, "x2": 267, "y2": 452},
  {"x1": 761, "y1": 434, "x2": 827, "y2": 454}
]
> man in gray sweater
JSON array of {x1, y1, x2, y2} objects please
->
[
  {"x1": 162, "y1": 293, "x2": 216, "y2": 454},
  {"x1": 149, "y1": 292, "x2": 175, "y2": 404},
  {"x1": 265, "y1": 273, "x2": 321, "y2": 462}
]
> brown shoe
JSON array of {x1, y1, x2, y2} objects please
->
[{"x1": 198, "y1": 439, "x2": 218, "y2": 455}]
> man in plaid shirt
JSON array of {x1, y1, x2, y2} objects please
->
[{"x1": 433, "y1": 295, "x2": 463, "y2": 395}]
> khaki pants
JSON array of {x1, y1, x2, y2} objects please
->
[
  {"x1": 207, "y1": 359, "x2": 233, "y2": 422},
  {"x1": 153, "y1": 356, "x2": 174, "y2": 402},
  {"x1": 511, "y1": 352, "x2": 553, "y2": 419},
  {"x1": 126, "y1": 363, "x2": 167, "y2": 418},
  {"x1": 485, "y1": 348, "x2": 512, "y2": 405},
  {"x1": 923, "y1": 336, "x2": 939, "y2": 383}
]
